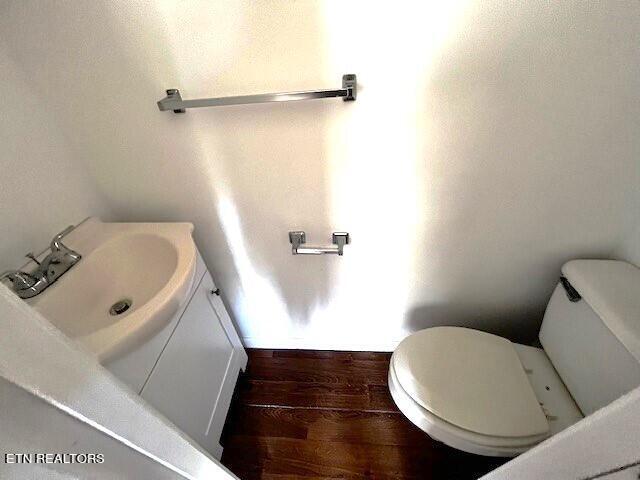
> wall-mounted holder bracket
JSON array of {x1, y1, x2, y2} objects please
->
[
  {"x1": 289, "y1": 231, "x2": 350, "y2": 256},
  {"x1": 342, "y1": 74, "x2": 357, "y2": 101},
  {"x1": 161, "y1": 89, "x2": 186, "y2": 113}
]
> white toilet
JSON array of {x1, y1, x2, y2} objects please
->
[{"x1": 389, "y1": 259, "x2": 640, "y2": 457}]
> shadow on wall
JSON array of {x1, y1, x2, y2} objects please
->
[
  {"x1": 406, "y1": 303, "x2": 545, "y2": 345},
  {"x1": 403, "y1": 1, "x2": 639, "y2": 342},
  {"x1": 197, "y1": 99, "x2": 338, "y2": 332},
  {"x1": 175, "y1": 2, "x2": 339, "y2": 336}
]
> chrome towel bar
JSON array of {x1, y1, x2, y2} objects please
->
[
  {"x1": 158, "y1": 74, "x2": 357, "y2": 113},
  {"x1": 289, "y1": 231, "x2": 350, "y2": 256}
]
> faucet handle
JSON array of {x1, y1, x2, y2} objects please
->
[{"x1": 0, "y1": 270, "x2": 37, "y2": 290}]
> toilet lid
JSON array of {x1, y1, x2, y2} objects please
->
[{"x1": 393, "y1": 327, "x2": 549, "y2": 439}]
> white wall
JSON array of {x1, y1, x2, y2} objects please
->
[
  {"x1": 0, "y1": 45, "x2": 113, "y2": 272},
  {"x1": 482, "y1": 386, "x2": 640, "y2": 480},
  {"x1": 2, "y1": 1, "x2": 638, "y2": 349},
  {"x1": 615, "y1": 225, "x2": 640, "y2": 268}
]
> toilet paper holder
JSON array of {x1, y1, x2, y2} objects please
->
[{"x1": 289, "y1": 231, "x2": 350, "y2": 256}]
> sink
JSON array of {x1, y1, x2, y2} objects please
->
[{"x1": 28, "y1": 218, "x2": 196, "y2": 362}]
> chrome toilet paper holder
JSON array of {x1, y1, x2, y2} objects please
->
[{"x1": 289, "y1": 231, "x2": 350, "y2": 256}]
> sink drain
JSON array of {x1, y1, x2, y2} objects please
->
[{"x1": 109, "y1": 299, "x2": 132, "y2": 316}]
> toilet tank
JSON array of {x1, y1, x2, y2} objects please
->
[{"x1": 539, "y1": 260, "x2": 640, "y2": 415}]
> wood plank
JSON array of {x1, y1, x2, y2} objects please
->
[
  {"x1": 223, "y1": 406, "x2": 309, "y2": 441},
  {"x1": 238, "y1": 380, "x2": 370, "y2": 411},
  {"x1": 367, "y1": 384, "x2": 398, "y2": 412},
  {"x1": 245, "y1": 349, "x2": 275, "y2": 358},
  {"x1": 237, "y1": 380, "x2": 398, "y2": 412},
  {"x1": 222, "y1": 436, "x2": 503, "y2": 480},
  {"x1": 270, "y1": 350, "x2": 391, "y2": 362},
  {"x1": 246, "y1": 356, "x2": 389, "y2": 385},
  {"x1": 221, "y1": 405, "x2": 433, "y2": 447},
  {"x1": 258, "y1": 475, "x2": 353, "y2": 480},
  {"x1": 228, "y1": 471, "x2": 348, "y2": 480}
]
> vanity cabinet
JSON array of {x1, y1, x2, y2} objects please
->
[{"x1": 105, "y1": 251, "x2": 246, "y2": 459}]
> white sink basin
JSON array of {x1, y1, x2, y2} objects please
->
[{"x1": 29, "y1": 218, "x2": 196, "y2": 362}]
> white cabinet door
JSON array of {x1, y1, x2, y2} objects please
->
[{"x1": 140, "y1": 273, "x2": 238, "y2": 457}]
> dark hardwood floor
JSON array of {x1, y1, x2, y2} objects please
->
[{"x1": 220, "y1": 349, "x2": 508, "y2": 479}]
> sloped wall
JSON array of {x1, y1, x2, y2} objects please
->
[{"x1": 0, "y1": 45, "x2": 112, "y2": 271}]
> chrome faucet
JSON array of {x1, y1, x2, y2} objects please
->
[
  {"x1": 46, "y1": 226, "x2": 82, "y2": 267},
  {"x1": 0, "y1": 226, "x2": 82, "y2": 299}
]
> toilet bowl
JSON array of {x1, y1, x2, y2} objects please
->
[{"x1": 389, "y1": 260, "x2": 640, "y2": 457}]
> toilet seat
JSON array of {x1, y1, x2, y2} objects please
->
[{"x1": 389, "y1": 327, "x2": 551, "y2": 457}]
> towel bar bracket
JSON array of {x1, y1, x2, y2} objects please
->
[
  {"x1": 164, "y1": 89, "x2": 185, "y2": 114},
  {"x1": 342, "y1": 74, "x2": 356, "y2": 101}
]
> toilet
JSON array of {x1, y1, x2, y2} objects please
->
[{"x1": 389, "y1": 259, "x2": 640, "y2": 457}]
